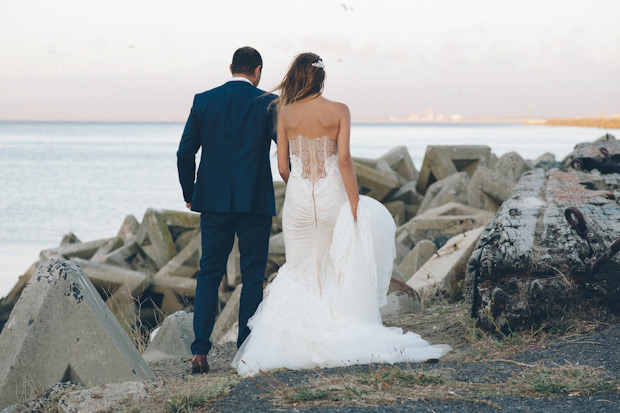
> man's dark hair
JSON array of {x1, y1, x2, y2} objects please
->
[{"x1": 231, "y1": 47, "x2": 263, "y2": 75}]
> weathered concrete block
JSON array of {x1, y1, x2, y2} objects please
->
[
  {"x1": 380, "y1": 291, "x2": 422, "y2": 316},
  {"x1": 59, "y1": 382, "x2": 147, "y2": 413},
  {"x1": 386, "y1": 181, "x2": 423, "y2": 206},
  {"x1": 143, "y1": 311, "x2": 194, "y2": 363},
  {"x1": 40, "y1": 238, "x2": 112, "y2": 261},
  {"x1": 117, "y1": 215, "x2": 140, "y2": 241},
  {"x1": 91, "y1": 236, "x2": 124, "y2": 263},
  {"x1": 135, "y1": 209, "x2": 178, "y2": 270},
  {"x1": 354, "y1": 160, "x2": 400, "y2": 201},
  {"x1": 378, "y1": 145, "x2": 418, "y2": 182},
  {"x1": 407, "y1": 227, "x2": 485, "y2": 303},
  {"x1": 101, "y1": 239, "x2": 137, "y2": 269},
  {"x1": 60, "y1": 232, "x2": 81, "y2": 246},
  {"x1": 211, "y1": 284, "x2": 242, "y2": 346},
  {"x1": 466, "y1": 168, "x2": 620, "y2": 332},
  {"x1": 566, "y1": 135, "x2": 620, "y2": 173},
  {"x1": 384, "y1": 201, "x2": 406, "y2": 226},
  {"x1": 416, "y1": 145, "x2": 491, "y2": 195},
  {"x1": 533, "y1": 152, "x2": 557, "y2": 169},
  {"x1": 391, "y1": 265, "x2": 408, "y2": 283},
  {"x1": 0, "y1": 259, "x2": 153, "y2": 409},
  {"x1": 399, "y1": 240, "x2": 437, "y2": 280},
  {"x1": 492, "y1": 152, "x2": 532, "y2": 184},
  {"x1": 155, "y1": 233, "x2": 201, "y2": 279},
  {"x1": 467, "y1": 166, "x2": 514, "y2": 212},
  {"x1": 403, "y1": 202, "x2": 494, "y2": 246},
  {"x1": 70, "y1": 258, "x2": 150, "y2": 297},
  {"x1": 418, "y1": 172, "x2": 470, "y2": 214}
]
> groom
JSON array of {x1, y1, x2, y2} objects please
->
[{"x1": 177, "y1": 47, "x2": 277, "y2": 374}]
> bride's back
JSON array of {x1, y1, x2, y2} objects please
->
[{"x1": 281, "y1": 96, "x2": 343, "y2": 141}]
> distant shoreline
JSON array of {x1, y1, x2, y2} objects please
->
[{"x1": 523, "y1": 116, "x2": 620, "y2": 129}]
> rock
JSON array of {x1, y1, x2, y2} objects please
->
[
  {"x1": 354, "y1": 160, "x2": 400, "y2": 201},
  {"x1": 399, "y1": 240, "x2": 438, "y2": 280},
  {"x1": 90, "y1": 237, "x2": 124, "y2": 263},
  {"x1": 0, "y1": 259, "x2": 153, "y2": 409},
  {"x1": 403, "y1": 202, "x2": 494, "y2": 246},
  {"x1": 40, "y1": 238, "x2": 113, "y2": 261},
  {"x1": 416, "y1": 145, "x2": 491, "y2": 195},
  {"x1": 407, "y1": 227, "x2": 485, "y2": 304},
  {"x1": 143, "y1": 311, "x2": 194, "y2": 363},
  {"x1": 466, "y1": 168, "x2": 620, "y2": 332},
  {"x1": 533, "y1": 152, "x2": 556, "y2": 168},
  {"x1": 117, "y1": 215, "x2": 140, "y2": 241},
  {"x1": 565, "y1": 135, "x2": 620, "y2": 173},
  {"x1": 383, "y1": 201, "x2": 406, "y2": 226},
  {"x1": 58, "y1": 382, "x2": 147, "y2": 413},
  {"x1": 154, "y1": 233, "x2": 201, "y2": 279},
  {"x1": 211, "y1": 284, "x2": 242, "y2": 346},
  {"x1": 386, "y1": 181, "x2": 423, "y2": 206},
  {"x1": 60, "y1": 233, "x2": 81, "y2": 246},
  {"x1": 380, "y1": 291, "x2": 422, "y2": 316},
  {"x1": 378, "y1": 145, "x2": 418, "y2": 182},
  {"x1": 467, "y1": 166, "x2": 514, "y2": 212},
  {"x1": 492, "y1": 152, "x2": 532, "y2": 184},
  {"x1": 418, "y1": 172, "x2": 470, "y2": 214},
  {"x1": 135, "y1": 209, "x2": 178, "y2": 270}
]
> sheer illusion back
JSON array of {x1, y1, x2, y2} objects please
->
[{"x1": 288, "y1": 135, "x2": 338, "y2": 186}]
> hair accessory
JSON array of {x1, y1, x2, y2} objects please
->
[{"x1": 311, "y1": 59, "x2": 325, "y2": 69}]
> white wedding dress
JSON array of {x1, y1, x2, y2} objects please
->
[{"x1": 232, "y1": 135, "x2": 450, "y2": 377}]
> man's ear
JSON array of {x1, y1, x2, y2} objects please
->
[
  {"x1": 230, "y1": 64, "x2": 233, "y2": 75},
  {"x1": 254, "y1": 65, "x2": 262, "y2": 78}
]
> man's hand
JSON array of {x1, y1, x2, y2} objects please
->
[{"x1": 186, "y1": 203, "x2": 192, "y2": 210}]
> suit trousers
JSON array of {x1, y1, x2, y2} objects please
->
[{"x1": 191, "y1": 211, "x2": 272, "y2": 356}]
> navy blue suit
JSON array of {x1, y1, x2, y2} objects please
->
[{"x1": 177, "y1": 79, "x2": 277, "y2": 355}]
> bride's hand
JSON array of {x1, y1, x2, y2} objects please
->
[{"x1": 351, "y1": 201, "x2": 358, "y2": 221}]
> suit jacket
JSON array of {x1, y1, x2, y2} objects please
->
[{"x1": 177, "y1": 80, "x2": 278, "y2": 216}]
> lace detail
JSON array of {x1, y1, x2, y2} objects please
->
[{"x1": 289, "y1": 135, "x2": 338, "y2": 183}]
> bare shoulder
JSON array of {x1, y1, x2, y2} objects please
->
[{"x1": 321, "y1": 97, "x2": 350, "y2": 117}]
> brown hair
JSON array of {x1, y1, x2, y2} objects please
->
[{"x1": 272, "y1": 53, "x2": 325, "y2": 112}]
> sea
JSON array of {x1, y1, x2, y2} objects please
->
[{"x1": 1, "y1": 121, "x2": 619, "y2": 298}]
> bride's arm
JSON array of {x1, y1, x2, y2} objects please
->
[
  {"x1": 336, "y1": 104, "x2": 360, "y2": 219},
  {"x1": 277, "y1": 110, "x2": 290, "y2": 183}
]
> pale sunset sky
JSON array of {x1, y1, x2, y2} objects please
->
[{"x1": 1, "y1": 0, "x2": 619, "y2": 121}]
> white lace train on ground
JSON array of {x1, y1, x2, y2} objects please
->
[{"x1": 232, "y1": 195, "x2": 451, "y2": 378}]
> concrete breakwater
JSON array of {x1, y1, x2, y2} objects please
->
[{"x1": 1, "y1": 135, "x2": 619, "y2": 344}]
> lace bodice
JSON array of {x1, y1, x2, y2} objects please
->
[{"x1": 289, "y1": 135, "x2": 338, "y2": 185}]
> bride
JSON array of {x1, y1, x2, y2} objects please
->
[{"x1": 232, "y1": 53, "x2": 450, "y2": 377}]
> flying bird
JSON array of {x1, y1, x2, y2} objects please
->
[{"x1": 341, "y1": 4, "x2": 353, "y2": 11}]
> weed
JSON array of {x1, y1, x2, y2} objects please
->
[
  {"x1": 286, "y1": 387, "x2": 334, "y2": 402},
  {"x1": 510, "y1": 364, "x2": 618, "y2": 396},
  {"x1": 164, "y1": 375, "x2": 240, "y2": 412}
]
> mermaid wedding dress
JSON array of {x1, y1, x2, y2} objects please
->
[{"x1": 232, "y1": 135, "x2": 450, "y2": 377}]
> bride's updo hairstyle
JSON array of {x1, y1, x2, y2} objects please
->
[{"x1": 273, "y1": 52, "x2": 325, "y2": 111}]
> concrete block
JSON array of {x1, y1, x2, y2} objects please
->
[
  {"x1": 399, "y1": 240, "x2": 437, "y2": 280},
  {"x1": 467, "y1": 166, "x2": 514, "y2": 212},
  {"x1": 404, "y1": 202, "x2": 493, "y2": 245},
  {"x1": 492, "y1": 151, "x2": 532, "y2": 184},
  {"x1": 0, "y1": 259, "x2": 153, "y2": 409},
  {"x1": 395, "y1": 230, "x2": 413, "y2": 249},
  {"x1": 162, "y1": 210, "x2": 200, "y2": 229},
  {"x1": 354, "y1": 160, "x2": 400, "y2": 201},
  {"x1": 135, "y1": 209, "x2": 177, "y2": 270},
  {"x1": 173, "y1": 228, "x2": 200, "y2": 254},
  {"x1": 60, "y1": 233, "x2": 81, "y2": 246},
  {"x1": 380, "y1": 291, "x2": 422, "y2": 316},
  {"x1": 416, "y1": 145, "x2": 491, "y2": 195},
  {"x1": 211, "y1": 284, "x2": 242, "y2": 346},
  {"x1": 383, "y1": 201, "x2": 406, "y2": 226},
  {"x1": 40, "y1": 238, "x2": 112, "y2": 261},
  {"x1": 101, "y1": 239, "x2": 137, "y2": 269},
  {"x1": 418, "y1": 172, "x2": 470, "y2": 214},
  {"x1": 149, "y1": 277, "x2": 196, "y2": 297},
  {"x1": 70, "y1": 258, "x2": 150, "y2": 297},
  {"x1": 385, "y1": 181, "x2": 423, "y2": 206},
  {"x1": 143, "y1": 311, "x2": 194, "y2": 364},
  {"x1": 59, "y1": 382, "x2": 147, "y2": 413},
  {"x1": 91, "y1": 236, "x2": 124, "y2": 263},
  {"x1": 378, "y1": 145, "x2": 418, "y2": 182},
  {"x1": 117, "y1": 215, "x2": 140, "y2": 241},
  {"x1": 391, "y1": 265, "x2": 408, "y2": 283},
  {"x1": 155, "y1": 233, "x2": 201, "y2": 279},
  {"x1": 406, "y1": 227, "x2": 484, "y2": 303},
  {"x1": 394, "y1": 238, "x2": 411, "y2": 266},
  {"x1": 268, "y1": 232, "x2": 286, "y2": 256}
]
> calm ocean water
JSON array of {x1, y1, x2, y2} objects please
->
[{"x1": 1, "y1": 121, "x2": 619, "y2": 297}]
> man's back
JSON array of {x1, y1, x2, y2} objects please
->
[{"x1": 177, "y1": 80, "x2": 277, "y2": 216}]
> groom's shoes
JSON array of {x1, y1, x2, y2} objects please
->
[{"x1": 190, "y1": 354, "x2": 210, "y2": 374}]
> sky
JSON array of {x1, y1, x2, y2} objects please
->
[{"x1": 1, "y1": 0, "x2": 619, "y2": 121}]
